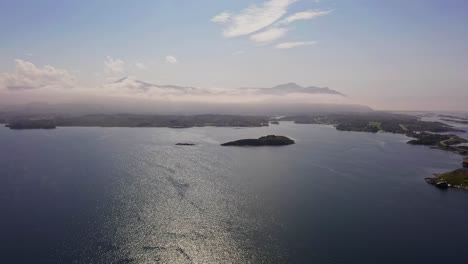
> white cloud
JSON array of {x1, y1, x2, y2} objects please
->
[
  {"x1": 0, "y1": 59, "x2": 76, "y2": 90},
  {"x1": 211, "y1": 12, "x2": 231, "y2": 23},
  {"x1": 104, "y1": 56, "x2": 125, "y2": 74},
  {"x1": 279, "y1": 9, "x2": 332, "y2": 25},
  {"x1": 274, "y1": 41, "x2": 317, "y2": 49},
  {"x1": 165, "y1": 55, "x2": 178, "y2": 64},
  {"x1": 212, "y1": 0, "x2": 297, "y2": 38},
  {"x1": 135, "y1": 62, "x2": 148, "y2": 70},
  {"x1": 250, "y1": 27, "x2": 289, "y2": 44}
]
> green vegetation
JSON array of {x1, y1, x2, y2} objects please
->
[
  {"x1": 368, "y1": 121, "x2": 382, "y2": 130},
  {"x1": 425, "y1": 168, "x2": 468, "y2": 189},
  {"x1": 221, "y1": 135, "x2": 295, "y2": 146},
  {"x1": 314, "y1": 117, "x2": 328, "y2": 124}
]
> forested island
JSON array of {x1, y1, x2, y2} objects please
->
[{"x1": 221, "y1": 135, "x2": 295, "y2": 146}]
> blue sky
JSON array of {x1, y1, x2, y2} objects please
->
[{"x1": 0, "y1": 0, "x2": 467, "y2": 110}]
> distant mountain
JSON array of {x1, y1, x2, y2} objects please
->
[
  {"x1": 242, "y1": 82, "x2": 345, "y2": 96},
  {"x1": 113, "y1": 77, "x2": 201, "y2": 93},
  {"x1": 113, "y1": 79, "x2": 345, "y2": 97}
]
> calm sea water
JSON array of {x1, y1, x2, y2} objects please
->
[{"x1": 1, "y1": 122, "x2": 467, "y2": 263}]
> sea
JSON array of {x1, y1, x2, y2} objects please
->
[{"x1": 1, "y1": 120, "x2": 468, "y2": 263}]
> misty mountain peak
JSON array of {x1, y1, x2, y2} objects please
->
[
  {"x1": 114, "y1": 77, "x2": 129, "y2": 83},
  {"x1": 272, "y1": 83, "x2": 304, "y2": 90},
  {"x1": 262, "y1": 83, "x2": 345, "y2": 96}
]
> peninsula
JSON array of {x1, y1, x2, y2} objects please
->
[{"x1": 425, "y1": 168, "x2": 468, "y2": 190}]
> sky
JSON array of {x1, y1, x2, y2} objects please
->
[{"x1": 0, "y1": 0, "x2": 467, "y2": 111}]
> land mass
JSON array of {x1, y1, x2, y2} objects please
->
[
  {"x1": 425, "y1": 168, "x2": 468, "y2": 190},
  {"x1": 280, "y1": 112, "x2": 463, "y2": 133},
  {"x1": 221, "y1": 135, "x2": 295, "y2": 146},
  {"x1": 6, "y1": 119, "x2": 56, "y2": 129},
  {"x1": 4, "y1": 114, "x2": 269, "y2": 129}
]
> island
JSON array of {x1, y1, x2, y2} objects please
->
[
  {"x1": 175, "y1": 143, "x2": 195, "y2": 146},
  {"x1": 425, "y1": 168, "x2": 468, "y2": 190},
  {"x1": 221, "y1": 135, "x2": 295, "y2": 146}
]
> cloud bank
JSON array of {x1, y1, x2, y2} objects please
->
[
  {"x1": 0, "y1": 60, "x2": 352, "y2": 109},
  {"x1": 0, "y1": 59, "x2": 76, "y2": 91}
]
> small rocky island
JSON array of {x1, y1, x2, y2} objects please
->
[
  {"x1": 175, "y1": 143, "x2": 195, "y2": 146},
  {"x1": 221, "y1": 135, "x2": 295, "y2": 146},
  {"x1": 425, "y1": 168, "x2": 468, "y2": 190}
]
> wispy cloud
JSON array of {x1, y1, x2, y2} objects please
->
[
  {"x1": 279, "y1": 9, "x2": 332, "y2": 25},
  {"x1": 250, "y1": 27, "x2": 289, "y2": 44},
  {"x1": 275, "y1": 41, "x2": 317, "y2": 49},
  {"x1": 0, "y1": 59, "x2": 76, "y2": 91},
  {"x1": 212, "y1": 0, "x2": 297, "y2": 38},
  {"x1": 211, "y1": 12, "x2": 231, "y2": 23},
  {"x1": 165, "y1": 55, "x2": 178, "y2": 64},
  {"x1": 104, "y1": 56, "x2": 125, "y2": 74}
]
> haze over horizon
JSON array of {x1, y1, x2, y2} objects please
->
[{"x1": 1, "y1": 0, "x2": 467, "y2": 111}]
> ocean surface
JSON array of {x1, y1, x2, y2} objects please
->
[{"x1": 1, "y1": 122, "x2": 468, "y2": 264}]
